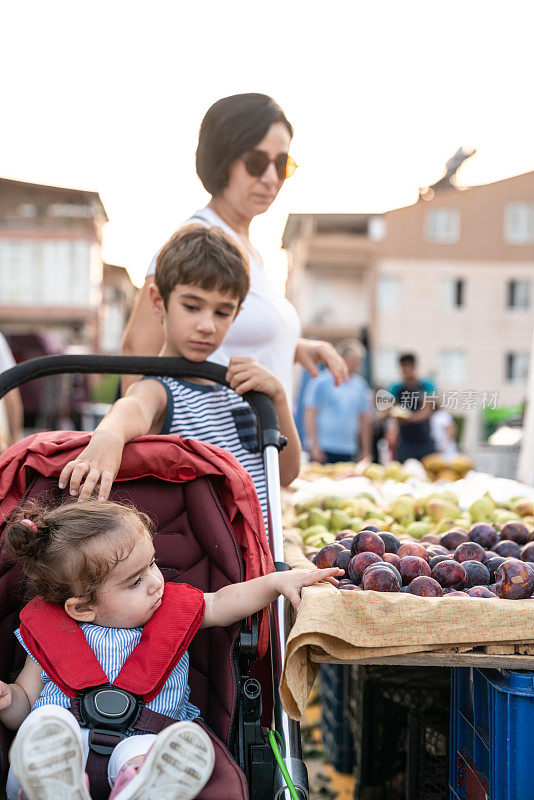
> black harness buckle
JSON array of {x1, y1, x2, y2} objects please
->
[{"x1": 79, "y1": 684, "x2": 142, "y2": 753}]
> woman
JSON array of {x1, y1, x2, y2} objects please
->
[{"x1": 121, "y1": 93, "x2": 347, "y2": 397}]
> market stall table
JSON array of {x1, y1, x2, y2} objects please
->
[{"x1": 279, "y1": 585, "x2": 534, "y2": 720}]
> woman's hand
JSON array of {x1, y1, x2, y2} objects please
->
[{"x1": 295, "y1": 339, "x2": 349, "y2": 386}]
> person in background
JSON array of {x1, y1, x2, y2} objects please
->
[
  {"x1": 303, "y1": 340, "x2": 373, "y2": 464},
  {"x1": 431, "y1": 406, "x2": 458, "y2": 460},
  {"x1": 120, "y1": 93, "x2": 347, "y2": 400},
  {"x1": 387, "y1": 353, "x2": 436, "y2": 462},
  {"x1": 0, "y1": 333, "x2": 23, "y2": 453}
]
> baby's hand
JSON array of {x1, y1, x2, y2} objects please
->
[
  {"x1": 278, "y1": 567, "x2": 344, "y2": 611},
  {"x1": 0, "y1": 682, "x2": 12, "y2": 712},
  {"x1": 226, "y1": 357, "x2": 284, "y2": 402}
]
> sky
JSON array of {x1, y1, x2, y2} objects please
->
[{"x1": 1, "y1": 0, "x2": 534, "y2": 289}]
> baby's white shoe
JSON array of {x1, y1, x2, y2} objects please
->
[
  {"x1": 9, "y1": 705, "x2": 91, "y2": 800},
  {"x1": 108, "y1": 720, "x2": 215, "y2": 800}
]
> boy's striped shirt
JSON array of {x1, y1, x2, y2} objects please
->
[{"x1": 153, "y1": 376, "x2": 267, "y2": 530}]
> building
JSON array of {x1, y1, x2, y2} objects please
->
[
  {"x1": 283, "y1": 162, "x2": 534, "y2": 454},
  {"x1": 0, "y1": 176, "x2": 108, "y2": 351},
  {"x1": 101, "y1": 263, "x2": 137, "y2": 354}
]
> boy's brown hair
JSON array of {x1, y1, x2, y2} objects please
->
[{"x1": 155, "y1": 224, "x2": 250, "y2": 308}]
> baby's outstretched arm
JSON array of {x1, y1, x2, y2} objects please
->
[
  {"x1": 0, "y1": 656, "x2": 44, "y2": 730},
  {"x1": 201, "y1": 567, "x2": 343, "y2": 628}
]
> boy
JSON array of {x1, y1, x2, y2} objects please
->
[{"x1": 59, "y1": 225, "x2": 301, "y2": 526}]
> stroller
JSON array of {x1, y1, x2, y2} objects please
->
[{"x1": 0, "y1": 355, "x2": 309, "y2": 800}]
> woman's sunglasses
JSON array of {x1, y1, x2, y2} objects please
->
[{"x1": 242, "y1": 150, "x2": 298, "y2": 181}]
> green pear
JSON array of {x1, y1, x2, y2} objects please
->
[
  {"x1": 432, "y1": 517, "x2": 465, "y2": 536},
  {"x1": 349, "y1": 517, "x2": 364, "y2": 532},
  {"x1": 365, "y1": 510, "x2": 387, "y2": 522},
  {"x1": 356, "y1": 492, "x2": 377, "y2": 503},
  {"x1": 427, "y1": 499, "x2": 462, "y2": 523},
  {"x1": 302, "y1": 524, "x2": 331, "y2": 544},
  {"x1": 390, "y1": 523, "x2": 405, "y2": 536},
  {"x1": 512, "y1": 499, "x2": 534, "y2": 517},
  {"x1": 322, "y1": 495, "x2": 347, "y2": 510},
  {"x1": 438, "y1": 491, "x2": 461, "y2": 506},
  {"x1": 455, "y1": 517, "x2": 472, "y2": 529},
  {"x1": 295, "y1": 499, "x2": 322, "y2": 515},
  {"x1": 363, "y1": 463, "x2": 386, "y2": 481},
  {"x1": 494, "y1": 509, "x2": 520, "y2": 524},
  {"x1": 329, "y1": 509, "x2": 353, "y2": 531},
  {"x1": 307, "y1": 509, "x2": 331, "y2": 528},
  {"x1": 405, "y1": 521, "x2": 431, "y2": 539},
  {"x1": 305, "y1": 533, "x2": 338, "y2": 549},
  {"x1": 422, "y1": 493, "x2": 445, "y2": 514},
  {"x1": 385, "y1": 461, "x2": 405, "y2": 481},
  {"x1": 346, "y1": 498, "x2": 376, "y2": 517},
  {"x1": 414, "y1": 499, "x2": 426, "y2": 519},
  {"x1": 390, "y1": 495, "x2": 416, "y2": 525},
  {"x1": 469, "y1": 496, "x2": 496, "y2": 523}
]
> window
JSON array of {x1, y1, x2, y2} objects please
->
[
  {"x1": 506, "y1": 353, "x2": 530, "y2": 383},
  {"x1": 425, "y1": 208, "x2": 460, "y2": 243},
  {"x1": 310, "y1": 278, "x2": 335, "y2": 324},
  {"x1": 368, "y1": 217, "x2": 386, "y2": 241},
  {"x1": 441, "y1": 278, "x2": 465, "y2": 309},
  {"x1": 505, "y1": 203, "x2": 534, "y2": 244},
  {"x1": 377, "y1": 276, "x2": 402, "y2": 310},
  {"x1": 507, "y1": 280, "x2": 531, "y2": 309},
  {"x1": 439, "y1": 350, "x2": 467, "y2": 386},
  {"x1": 374, "y1": 349, "x2": 398, "y2": 386}
]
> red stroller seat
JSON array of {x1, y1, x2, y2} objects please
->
[{"x1": 0, "y1": 432, "x2": 273, "y2": 799}]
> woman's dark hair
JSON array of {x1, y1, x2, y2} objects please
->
[
  {"x1": 196, "y1": 93, "x2": 294, "y2": 195},
  {"x1": 1, "y1": 499, "x2": 153, "y2": 606}
]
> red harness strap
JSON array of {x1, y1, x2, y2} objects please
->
[{"x1": 19, "y1": 582, "x2": 205, "y2": 700}]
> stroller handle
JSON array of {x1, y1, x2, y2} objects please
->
[{"x1": 0, "y1": 355, "x2": 285, "y2": 451}]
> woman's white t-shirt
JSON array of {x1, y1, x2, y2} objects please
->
[{"x1": 146, "y1": 207, "x2": 301, "y2": 400}]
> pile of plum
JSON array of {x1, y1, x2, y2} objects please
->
[{"x1": 312, "y1": 522, "x2": 534, "y2": 599}]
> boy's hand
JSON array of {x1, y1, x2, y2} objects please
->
[
  {"x1": 58, "y1": 431, "x2": 123, "y2": 501},
  {"x1": 277, "y1": 567, "x2": 344, "y2": 611},
  {"x1": 0, "y1": 682, "x2": 12, "y2": 712},
  {"x1": 226, "y1": 357, "x2": 284, "y2": 401}
]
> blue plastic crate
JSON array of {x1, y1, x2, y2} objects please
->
[
  {"x1": 450, "y1": 667, "x2": 534, "y2": 800},
  {"x1": 319, "y1": 663, "x2": 353, "y2": 774}
]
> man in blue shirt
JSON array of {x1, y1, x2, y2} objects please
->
[
  {"x1": 304, "y1": 341, "x2": 373, "y2": 464},
  {"x1": 388, "y1": 353, "x2": 437, "y2": 462}
]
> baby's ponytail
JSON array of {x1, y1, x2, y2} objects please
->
[{"x1": 3, "y1": 508, "x2": 51, "y2": 564}]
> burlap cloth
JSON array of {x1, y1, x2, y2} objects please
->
[{"x1": 279, "y1": 584, "x2": 534, "y2": 719}]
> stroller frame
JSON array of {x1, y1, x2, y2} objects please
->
[{"x1": 0, "y1": 355, "x2": 309, "y2": 800}]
